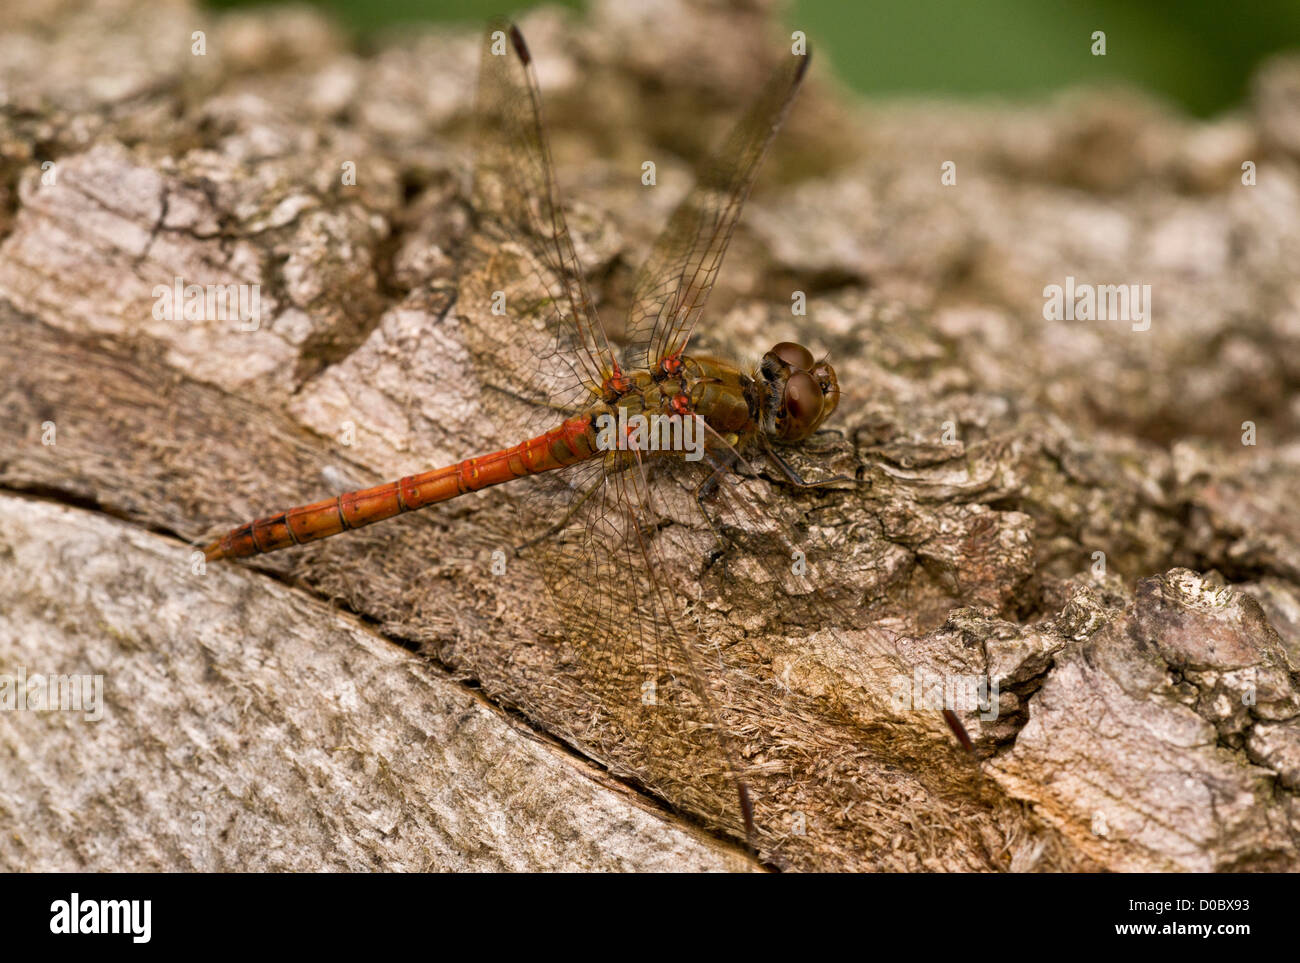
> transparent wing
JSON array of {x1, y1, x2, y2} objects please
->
[
  {"x1": 509, "y1": 455, "x2": 758, "y2": 839},
  {"x1": 623, "y1": 47, "x2": 810, "y2": 371},
  {"x1": 458, "y1": 23, "x2": 758, "y2": 838},
  {"x1": 668, "y1": 435, "x2": 979, "y2": 763},
  {"x1": 458, "y1": 20, "x2": 618, "y2": 435}
]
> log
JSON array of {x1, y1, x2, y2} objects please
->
[
  {"x1": 1, "y1": 0, "x2": 1297, "y2": 871},
  {"x1": 0, "y1": 493, "x2": 753, "y2": 871}
]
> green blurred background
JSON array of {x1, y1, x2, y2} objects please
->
[{"x1": 205, "y1": 0, "x2": 1300, "y2": 116}]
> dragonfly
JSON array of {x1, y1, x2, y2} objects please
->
[{"x1": 205, "y1": 19, "x2": 972, "y2": 847}]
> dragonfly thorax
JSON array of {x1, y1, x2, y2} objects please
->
[{"x1": 592, "y1": 356, "x2": 756, "y2": 445}]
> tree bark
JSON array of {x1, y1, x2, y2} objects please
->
[{"x1": 1, "y1": 0, "x2": 1297, "y2": 871}]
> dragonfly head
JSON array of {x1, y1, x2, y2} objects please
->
[{"x1": 760, "y1": 341, "x2": 840, "y2": 442}]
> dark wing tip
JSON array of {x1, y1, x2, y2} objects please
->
[
  {"x1": 739, "y1": 783, "x2": 757, "y2": 850},
  {"x1": 942, "y1": 708, "x2": 976, "y2": 754},
  {"x1": 508, "y1": 23, "x2": 531, "y2": 64},
  {"x1": 795, "y1": 45, "x2": 811, "y2": 81}
]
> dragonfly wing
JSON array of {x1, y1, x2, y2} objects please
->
[
  {"x1": 511, "y1": 455, "x2": 758, "y2": 841},
  {"x1": 623, "y1": 46, "x2": 810, "y2": 371},
  {"x1": 459, "y1": 20, "x2": 618, "y2": 435},
  {"x1": 660, "y1": 446, "x2": 980, "y2": 761},
  {"x1": 497, "y1": 445, "x2": 973, "y2": 852}
]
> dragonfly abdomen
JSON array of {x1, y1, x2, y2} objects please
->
[{"x1": 204, "y1": 416, "x2": 597, "y2": 561}]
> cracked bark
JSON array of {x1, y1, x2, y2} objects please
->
[{"x1": 1, "y1": 0, "x2": 1297, "y2": 871}]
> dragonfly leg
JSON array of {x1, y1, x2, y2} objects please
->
[
  {"x1": 694, "y1": 451, "x2": 740, "y2": 569},
  {"x1": 763, "y1": 440, "x2": 854, "y2": 488}
]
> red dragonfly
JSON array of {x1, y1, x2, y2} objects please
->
[{"x1": 206, "y1": 20, "x2": 971, "y2": 845}]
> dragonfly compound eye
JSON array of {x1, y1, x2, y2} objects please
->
[
  {"x1": 780, "y1": 369, "x2": 825, "y2": 440},
  {"x1": 769, "y1": 341, "x2": 816, "y2": 372}
]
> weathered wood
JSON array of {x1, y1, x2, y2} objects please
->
[
  {"x1": 2, "y1": 0, "x2": 1298, "y2": 870},
  {"x1": 0, "y1": 495, "x2": 754, "y2": 871}
]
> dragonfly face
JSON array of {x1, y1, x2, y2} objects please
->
[{"x1": 760, "y1": 341, "x2": 841, "y2": 442}]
